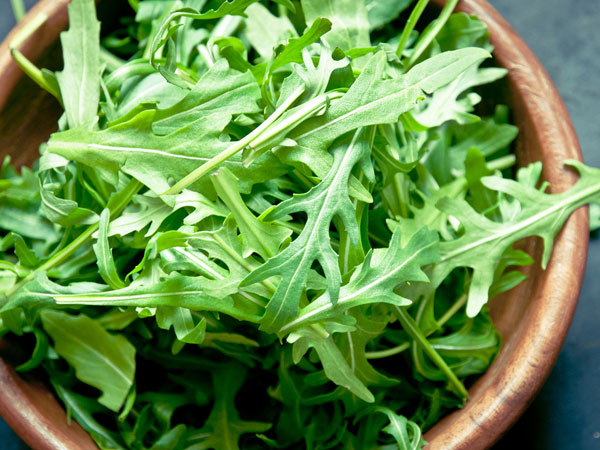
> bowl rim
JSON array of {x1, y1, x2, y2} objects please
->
[{"x1": 0, "y1": 1, "x2": 588, "y2": 449}]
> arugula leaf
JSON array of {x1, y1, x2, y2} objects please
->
[
  {"x1": 108, "y1": 190, "x2": 226, "y2": 237},
  {"x1": 280, "y1": 227, "x2": 439, "y2": 332},
  {"x1": 372, "y1": 407, "x2": 426, "y2": 450},
  {"x1": 54, "y1": 271, "x2": 262, "y2": 323},
  {"x1": 290, "y1": 48, "x2": 491, "y2": 154},
  {"x1": 268, "y1": 18, "x2": 334, "y2": 78},
  {"x1": 94, "y1": 211, "x2": 127, "y2": 289},
  {"x1": 195, "y1": 364, "x2": 271, "y2": 450},
  {"x1": 435, "y1": 161, "x2": 600, "y2": 316},
  {"x1": 288, "y1": 326, "x2": 375, "y2": 402},
  {"x1": 301, "y1": 0, "x2": 370, "y2": 52},
  {"x1": 244, "y1": 3, "x2": 297, "y2": 60},
  {"x1": 436, "y1": 13, "x2": 492, "y2": 51},
  {"x1": 366, "y1": 0, "x2": 414, "y2": 30},
  {"x1": 337, "y1": 311, "x2": 398, "y2": 387},
  {"x1": 155, "y1": 306, "x2": 207, "y2": 347},
  {"x1": 152, "y1": 59, "x2": 261, "y2": 135},
  {"x1": 52, "y1": 383, "x2": 126, "y2": 450},
  {"x1": 56, "y1": 0, "x2": 101, "y2": 129},
  {"x1": 413, "y1": 63, "x2": 507, "y2": 128},
  {"x1": 185, "y1": 217, "x2": 276, "y2": 299},
  {"x1": 41, "y1": 310, "x2": 136, "y2": 412},
  {"x1": 211, "y1": 167, "x2": 291, "y2": 260},
  {"x1": 47, "y1": 109, "x2": 284, "y2": 196},
  {"x1": 242, "y1": 128, "x2": 373, "y2": 331}
]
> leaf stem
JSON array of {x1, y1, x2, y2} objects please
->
[
  {"x1": 486, "y1": 154, "x2": 516, "y2": 172},
  {"x1": 396, "y1": 0, "x2": 430, "y2": 58},
  {"x1": 365, "y1": 293, "x2": 467, "y2": 359},
  {"x1": 365, "y1": 342, "x2": 410, "y2": 360},
  {"x1": 406, "y1": 0, "x2": 459, "y2": 69},
  {"x1": 161, "y1": 85, "x2": 307, "y2": 196},
  {"x1": 394, "y1": 306, "x2": 468, "y2": 398},
  {"x1": 10, "y1": 48, "x2": 62, "y2": 102},
  {"x1": 437, "y1": 292, "x2": 467, "y2": 326},
  {"x1": 10, "y1": 0, "x2": 26, "y2": 22}
]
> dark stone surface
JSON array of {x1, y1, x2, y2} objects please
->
[{"x1": 0, "y1": 1, "x2": 598, "y2": 449}]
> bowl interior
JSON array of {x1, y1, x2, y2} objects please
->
[{"x1": 0, "y1": 1, "x2": 588, "y2": 449}]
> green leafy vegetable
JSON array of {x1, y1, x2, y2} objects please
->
[
  {"x1": 1, "y1": 1, "x2": 598, "y2": 449},
  {"x1": 56, "y1": 0, "x2": 101, "y2": 129},
  {"x1": 41, "y1": 310, "x2": 135, "y2": 412}
]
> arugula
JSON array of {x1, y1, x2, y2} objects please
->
[
  {"x1": 56, "y1": 0, "x2": 101, "y2": 129},
  {"x1": 243, "y1": 128, "x2": 374, "y2": 331},
  {"x1": 2, "y1": 1, "x2": 598, "y2": 449},
  {"x1": 41, "y1": 310, "x2": 135, "y2": 412}
]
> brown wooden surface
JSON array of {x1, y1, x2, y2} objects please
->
[{"x1": 0, "y1": 1, "x2": 588, "y2": 449}]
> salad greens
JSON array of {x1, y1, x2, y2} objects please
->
[{"x1": 1, "y1": 0, "x2": 598, "y2": 448}]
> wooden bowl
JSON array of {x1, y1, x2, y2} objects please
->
[{"x1": 0, "y1": 0, "x2": 588, "y2": 449}]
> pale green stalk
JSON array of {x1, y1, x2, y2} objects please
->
[
  {"x1": 406, "y1": 0, "x2": 460, "y2": 69},
  {"x1": 396, "y1": 0, "x2": 430, "y2": 58},
  {"x1": 162, "y1": 85, "x2": 316, "y2": 195},
  {"x1": 10, "y1": 0, "x2": 26, "y2": 22}
]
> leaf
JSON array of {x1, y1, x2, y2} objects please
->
[
  {"x1": 56, "y1": 0, "x2": 101, "y2": 129},
  {"x1": 281, "y1": 227, "x2": 439, "y2": 332},
  {"x1": 242, "y1": 128, "x2": 373, "y2": 332},
  {"x1": 149, "y1": 424, "x2": 187, "y2": 450},
  {"x1": 52, "y1": 383, "x2": 126, "y2": 450},
  {"x1": 0, "y1": 232, "x2": 40, "y2": 268},
  {"x1": 435, "y1": 160, "x2": 600, "y2": 316},
  {"x1": 337, "y1": 311, "x2": 397, "y2": 387},
  {"x1": 464, "y1": 147, "x2": 496, "y2": 214},
  {"x1": 47, "y1": 109, "x2": 284, "y2": 196},
  {"x1": 372, "y1": 407, "x2": 426, "y2": 450},
  {"x1": 424, "y1": 117, "x2": 518, "y2": 185},
  {"x1": 150, "y1": 0, "x2": 261, "y2": 77},
  {"x1": 290, "y1": 48, "x2": 491, "y2": 155},
  {"x1": 93, "y1": 209, "x2": 126, "y2": 289},
  {"x1": 39, "y1": 169, "x2": 98, "y2": 227},
  {"x1": 244, "y1": 3, "x2": 297, "y2": 60},
  {"x1": 184, "y1": 217, "x2": 275, "y2": 300},
  {"x1": 301, "y1": 0, "x2": 370, "y2": 52},
  {"x1": 41, "y1": 310, "x2": 136, "y2": 412},
  {"x1": 107, "y1": 190, "x2": 226, "y2": 237},
  {"x1": 169, "y1": 0, "x2": 259, "y2": 21},
  {"x1": 1, "y1": 272, "x2": 108, "y2": 318},
  {"x1": 54, "y1": 271, "x2": 262, "y2": 323},
  {"x1": 429, "y1": 314, "x2": 499, "y2": 377},
  {"x1": 288, "y1": 327, "x2": 375, "y2": 403},
  {"x1": 436, "y1": 12, "x2": 492, "y2": 51},
  {"x1": 590, "y1": 203, "x2": 600, "y2": 231},
  {"x1": 212, "y1": 167, "x2": 291, "y2": 260},
  {"x1": 152, "y1": 59, "x2": 261, "y2": 135},
  {"x1": 195, "y1": 363, "x2": 271, "y2": 450},
  {"x1": 413, "y1": 63, "x2": 507, "y2": 128},
  {"x1": 269, "y1": 18, "x2": 333, "y2": 74},
  {"x1": 117, "y1": 72, "x2": 187, "y2": 117},
  {"x1": 0, "y1": 163, "x2": 56, "y2": 241},
  {"x1": 276, "y1": 45, "x2": 349, "y2": 106},
  {"x1": 366, "y1": 0, "x2": 414, "y2": 30},
  {"x1": 387, "y1": 176, "x2": 467, "y2": 246},
  {"x1": 155, "y1": 306, "x2": 207, "y2": 345}
]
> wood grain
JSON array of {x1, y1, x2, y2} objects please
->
[{"x1": 0, "y1": 1, "x2": 588, "y2": 449}]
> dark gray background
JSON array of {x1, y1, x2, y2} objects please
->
[{"x1": 1, "y1": 0, "x2": 599, "y2": 449}]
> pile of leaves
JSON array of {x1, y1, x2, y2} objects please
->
[{"x1": 1, "y1": 0, "x2": 599, "y2": 448}]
